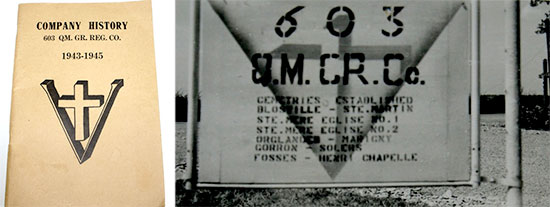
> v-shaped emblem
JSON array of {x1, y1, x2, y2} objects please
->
[{"x1": 41, "y1": 79, "x2": 124, "y2": 164}]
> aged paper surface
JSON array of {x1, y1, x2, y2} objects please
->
[{"x1": 6, "y1": 1, "x2": 164, "y2": 206}]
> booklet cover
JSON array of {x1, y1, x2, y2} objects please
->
[{"x1": 6, "y1": 1, "x2": 164, "y2": 206}]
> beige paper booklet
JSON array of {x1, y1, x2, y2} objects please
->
[{"x1": 6, "y1": 1, "x2": 164, "y2": 206}]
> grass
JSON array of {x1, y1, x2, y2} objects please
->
[{"x1": 176, "y1": 187, "x2": 429, "y2": 207}]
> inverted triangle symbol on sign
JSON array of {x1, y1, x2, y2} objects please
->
[
  {"x1": 207, "y1": 0, "x2": 464, "y2": 179},
  {"x1": 41, "y1": 79, "x2": 124, "y2": 164}
]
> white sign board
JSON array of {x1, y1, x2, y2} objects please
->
[{"x1": 196, "y1": 0, "x2": 474, "y2": 187}]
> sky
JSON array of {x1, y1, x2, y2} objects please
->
[
  {"x1": 176, "y1": 0, "x2": 191, "y2": 96},
  {"x1": 176, "y1": 0, "x2": 550, "y2": 95},
  {"x1": 484, "y1": 0, "x2": 550, "y2": 95}
]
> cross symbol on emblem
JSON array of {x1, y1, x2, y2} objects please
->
[{"x1": 58, "y1": 81, "x2": 104, "y2": 141}]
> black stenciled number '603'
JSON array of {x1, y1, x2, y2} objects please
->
[
  {"x1": 274, "y1": 6, "x2": 404, "y2": 38},
  {"x1": 382, "y1": 6, "x2": 404, "y2": 37}
]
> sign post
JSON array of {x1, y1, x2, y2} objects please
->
[
  {"x1": 541, "y1": 59, "x2": 548, "y2": 127},
  {"x1": 504, "y1": 0, "x2": 523, "y2": 206},
  {"x1": 544, "y1": 19, "x2": 550, "y2": 125},
  {"x1": 184, "y1": 0, "x2": 201, "y2": 190},
  {"x1": 471, "y1": 0, "x2": 481, "y2": 187}
]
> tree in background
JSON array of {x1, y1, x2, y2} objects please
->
[{"x1": 531, "y1": 0, "x2": 550, "y2": 7}]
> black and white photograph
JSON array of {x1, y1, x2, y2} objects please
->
[{"x1": 176, "y1": 0, "x2": 550, "y2": 206}]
